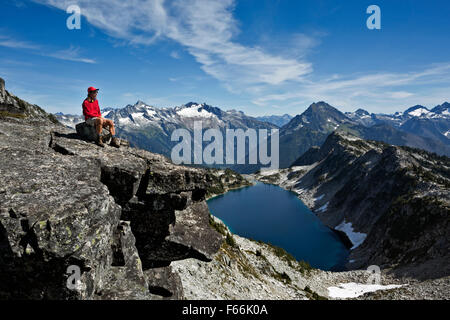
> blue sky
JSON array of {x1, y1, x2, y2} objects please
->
[{"x1": 1, "y1": 0, "x2": 449, "y2": 116}]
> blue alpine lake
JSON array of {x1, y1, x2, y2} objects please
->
[{"x1": 207, "y1": 182, "x2": 349, "y2": 271}]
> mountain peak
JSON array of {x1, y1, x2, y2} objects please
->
[
  {"x1": 302, "y1": 101, "x2": 349, "y2": 121},
  {"x1": 309, "y1": 101, "x2": 333, "y2": 109},
  {"x1": 134, "y1": 100, "x2": 149, "y2": 107},
  {"x1": 303, "y1": 101, "x2": 346, "y2": 116},
  {"x1": 404, "y1": 105, "x2": 430, "y2": 117},
  {"x1": 431, "y1": 102, "x2": 450, "y2": 114},
  {"x1": 355, "y1": 108, "x2": 370, "y2": 115},
  {"x1": 184, "y1": 102, "x2": 203, "y2": 108}
]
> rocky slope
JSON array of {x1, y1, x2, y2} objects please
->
[{"x1": 256, "y1": 132, "x2": 449, "y2": 281}]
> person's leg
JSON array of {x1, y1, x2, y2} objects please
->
[
  {"x1": 102, "y1": 119, "x2": 115, "y2": 135},
  {"x1": 95, "y1": 118, "x2": 103, "y2": 135},
  {"x1": 102, "y1": 118, "x2": 120, "y2": 147}
]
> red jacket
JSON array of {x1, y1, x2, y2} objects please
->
[{"x1": 82, "y1": 98, "x2": 102, "y2": 120}]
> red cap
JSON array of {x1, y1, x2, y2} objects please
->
[{"x1": 88, "y1": 86, "x2": 99, "y2": 93}]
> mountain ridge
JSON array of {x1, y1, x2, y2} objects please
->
[{"x1": 56, "y1": 99, "x2": 450, "y2": 172}]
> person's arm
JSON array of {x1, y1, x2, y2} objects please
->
[
  {"x1": 82, "y1": 100, "x2": 87, "y2": 119},
  {"x1": 96, "y1": 101, "x2": 102, "y2": 118}
]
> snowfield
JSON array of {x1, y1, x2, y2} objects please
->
[
  {"x1": 407, "y1": 107, "x2": 430, "y2": 117},
  {"x1": 176, "y1": 104, "x2": 215, "y2": 118},
  {"x1": 328, "y1": 282, "x2": 404, "y2": 299},
  {"x1": 335, "y1": 220, "x2": 367, "y2": 249}
]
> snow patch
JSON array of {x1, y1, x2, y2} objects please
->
[
  {"x1": 102, "y1": 110, "x2": 112, "y2": 117},
  {"x1": 343, "y1": 135, "x2": 362, "y2": 141},
  {"x1": 335, "y1": 220, "x2": 367, "y2": 249},
  {"x1": 314, "y1": 194, "x2": 325, "y2": 202},
  {"x1": 177, "y1": 105, "x2": 215, "y2": 118},
  {"x1": 315, "y1": 202, "x2": 328, "y2": 213},
  {"x1": 328, "y1": 282, "x2": 404, "y2": 299},
  {"x1": 259, "y1": 169, "x2": 279, "y2": 176},
  {"x1": 408, "y1": 108, "x2": 429, "y2": 117}
]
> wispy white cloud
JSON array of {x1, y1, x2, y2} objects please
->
[
  {"x1": 34, "y1": 0, "x2": 312, "y2": 90},
  {"x1": 252, "y1": 63, "x2": 450, "y2": 112},
  {"x1": 0, "y1": 35, "x2": 96, "y2": 64},
  {"x1": 46, "y1": 46, "x2": 96, "y2": 64},
  {"x1": 0, "y1": 36, "x2": 40, "y2": 50}
]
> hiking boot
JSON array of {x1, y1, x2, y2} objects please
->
[
  {"x1": 110, "y1": 137, "x2": 120, "y2": 148},
  {"x1": 96, "y1": 135, "x2": 105, "y2": 148}
]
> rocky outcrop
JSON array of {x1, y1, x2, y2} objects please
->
[
  {"x1": 0, "y1": 77, "x2": 58, "y2": 124},
  {"x1": 76, "y1": 122, "x2": 112, "y2": 144},
  {"x1": 206, "y1": 168, "x2": 253, "y2": 198},
  {"x1": 0, "y1": 79, "x2": 225, "y2": 299}
]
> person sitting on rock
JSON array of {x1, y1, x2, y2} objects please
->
[{"x1": 82, "y1": 87, "x2": 120, "y2": 148}]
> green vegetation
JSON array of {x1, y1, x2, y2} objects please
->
[
  {"x1": 379, "y1": 193, "x2": 448, "y2": 264},
  {"x1": 410, "y1": 163, "x2": 450, "y2": 189},
  {"x1": 317, "y1": 173, "x2": 327, "y2": 183},
  {"x1": 226, "y1": 232, "x2": 237, "y2": 247},
  {"x1": 258, "y1": 172, "x2": 280, "y2": 184},
  {"x1": 209, "y1": 215, "x2": 227, "y2": 236},
  {"x1": 304, "y1": 286, "x2": 327, "y2": 300},
  {"x1": 263, "y1": 241, "x2": 313, "y2": 275},
  {"x1": 220, "y1": 242, "x2": 262, "y2": 281},
  {"x1": 273, "y1": 271, "x2": 291, "y2": 284},
  {"x1": 15, "y1": 97, "x2": 28, "y2": 111},
  {"x1": 47, "y1": 113, "x2": 60, "y2": 124},
  {"x1": 206, "y1": 168, "x2": 251, "y2": 197},
  {"x1": 401, "y1": 145, "x2": 450, "y2": 163},
  {"x1": 387, "y1": 195, "x2": 444, "y2": 242},
  {"x1": 336, "y1": 124, "x2": 362, "y2": 137},
  {"x1": 209, "y1": 215, "x2": 237, "y2": 248},
  {"x1": 0, "y1": 111, "x2": 26, "y2": 119}
]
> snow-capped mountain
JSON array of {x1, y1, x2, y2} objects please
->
[
  {"x1": 278, "y1": 101, "x2": 450, "y2": 168},
  {"x1": 57, "y1": 101, "x2": 276, "y2": 131},
  {"x1": 344, "y1": 102, "x2": 450, "y2": 143},
  {"x1": 55, "y1": 101, "x2": 277, "y2": 157},
  {"x1": 346, "y1": 103, "x2": 450, "y2": 125},
  {"x1": 55, "y1": 100, "x2": 450, "y2": 172},
  {"x1": 54, "y1": 112, "x2": 84, "y2": 128},
  {"x1": 431, "y1": 102, "x2": 450, "y2": 116}
]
